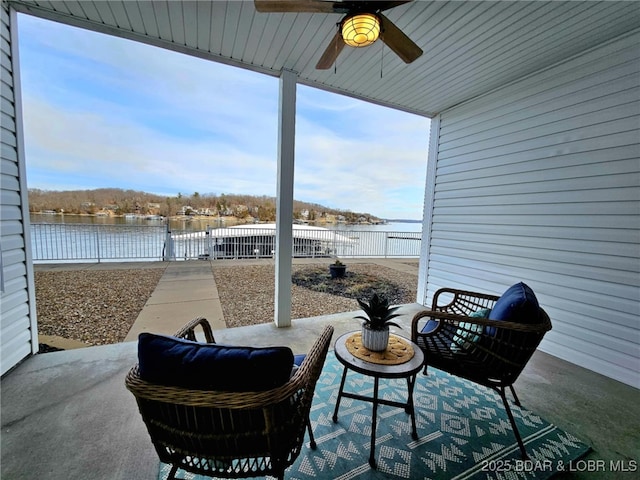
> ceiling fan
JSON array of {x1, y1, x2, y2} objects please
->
[{"x1": 254, "y1": 1, "x2": 423, "y2": 69}]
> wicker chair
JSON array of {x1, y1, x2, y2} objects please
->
[
  {"x1": 411, "y1": 285, "x2": 552, "y2": 458},
  {"x1": 126, "y1": 318, "x2": 334, "y2": 480}
]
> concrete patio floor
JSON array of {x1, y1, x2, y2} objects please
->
[{"x1": 2, "y1": 260, "x2": 638, "y2": 479}]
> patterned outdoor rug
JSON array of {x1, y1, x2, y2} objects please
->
[{"x1": 159, "y1": 351, "x2": 590, "y2": 480}]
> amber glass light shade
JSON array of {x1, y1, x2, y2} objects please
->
[{"x1": 341, "y1": 13, "x2": 380, "y2": 48}]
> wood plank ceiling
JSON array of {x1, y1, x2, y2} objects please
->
[{"x1": 7, "y1": 1, "x2": 640, "y2": 117}]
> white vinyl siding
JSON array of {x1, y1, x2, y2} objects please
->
[
  {"x1": 422, "y1": 31, "x2": 640, "y2": 388},
  {"x1": 1, "y1": 5, "x2": 36, "y2": 376}
]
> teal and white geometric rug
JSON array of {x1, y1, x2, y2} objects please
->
[{"x1": 159, "y1": 351, "x2": 590, "y2": 480}]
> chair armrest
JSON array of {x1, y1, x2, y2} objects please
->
[
  {"x1": 431, "y1": 287, "x2": 500, "y2": 313},
  {"x1": 173, "y1": 317, "x2": 216, "y2": 343},
  {"x1": 411, "y1": 310, "x2": 478, "y2": 342},
  {"x1": 412, "y1": 309, "x2": 552, "y2": 341},
  {"x1": 291, "y1": 325, "x2": 334, "y2": 384}
]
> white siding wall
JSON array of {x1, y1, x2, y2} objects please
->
[
  {"x1": 1, "y1": 5, "x2": 37, "y2": 376},
  {"x1": 421, "y1": 31, "x2": 640, "y2": 388}
]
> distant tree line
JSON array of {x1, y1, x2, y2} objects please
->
[{"x1": 28, "y1": 188, "x2": 382, "y2": 224}]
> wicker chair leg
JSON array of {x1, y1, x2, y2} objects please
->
[
  {"x1": 306, "y1": 415, "x2": 317, "y2": 449},
  {"x1": 509, "y1": 385, "x2": 521, "y2": 407},
  {"x1": 167, "y1": 464, "x2": 179, "y2": 480},
  {"x1": 498, "y1": 388, "x2": 528, "y2": 459}
]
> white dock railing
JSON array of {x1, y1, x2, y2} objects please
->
[
  {"x1": 30, "y1": 224, "x2": 421, "y2": 263},
  {"x1": 30, "y1": 223, "x2": 167, "y2": 262}
]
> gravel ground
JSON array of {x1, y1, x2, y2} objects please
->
[
  {"x1": 34, "y1": 262, "x2": 417, "y2": 345},
  {"x1": 212, "y1": 263, "x2": 417, "y2": 328},
  {"x1": 35, "y1": 268, "x2": 166, "y2": 346}
]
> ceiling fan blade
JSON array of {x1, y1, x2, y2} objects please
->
[
  {"x1": 378, "y1": 12, "x2": 423, "y2": 64},
  {"x1": 316, "y1": 30, "x2": 346, "y2": 69},
  {"x1": 254, "y1": 0, "x2": 337, "y2": 13}
]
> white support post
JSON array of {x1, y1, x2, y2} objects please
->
[
  {"x1": 274, "y1": 70, "x2": 297, "y2": 327},
  {"x1": 417, "y1": 116, "x2": 439, "y2": 306}
]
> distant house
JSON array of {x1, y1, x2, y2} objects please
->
[
  {"x1": 178, "y1": 206, "x2": 196, "y2": 216},
  {"x1": 235, "y1": 205, "x2": 249, "y2": 216}
]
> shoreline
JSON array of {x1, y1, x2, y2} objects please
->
[{"x1": 30, "y1": 211, "x2": 389, "y2": 226}]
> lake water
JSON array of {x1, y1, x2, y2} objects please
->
[{"x1": 30, "y1": 214, "x2": 422, "y2": 232}]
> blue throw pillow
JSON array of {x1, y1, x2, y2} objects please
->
[
  {"x1": 138, "y1": 333, "x2": 294, "y2": 391},
  {"x1": 451, "y1": 308, "x2": 491, "y2": 352},
  {"x1": 486, "y1": 282, "x2": 540, "y2": 335}
]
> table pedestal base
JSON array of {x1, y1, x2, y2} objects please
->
[{"x1": 332, "y1": 366, "x2": 419, "y2": 469}]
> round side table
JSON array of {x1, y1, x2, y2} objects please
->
[{"x1": 332, "y1": 331, "x2": 425, "y2": 469}]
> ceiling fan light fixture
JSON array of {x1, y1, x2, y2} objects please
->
[{"x1": 341, "y1": 13, "x2": 380, "y2": 48}]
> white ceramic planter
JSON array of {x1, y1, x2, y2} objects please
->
[{"x1": 361, "y1": 325, "x2": 389, "y2": 352}]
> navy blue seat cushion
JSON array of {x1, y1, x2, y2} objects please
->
[
  {"x1": 294, "y1": 354, "x2": 306, "y2": 366},
  {"x1": 289, "y1": 353, "x2": 307, "y2": 377},
  {"x1": 138, "y1": 333, "x2": 294, "y2": 391},
  {"x1": 486, "y1": 282, "x2": 540, "y2": 335},
  {"x1": 421, "y1": 319, "x2": 440, "y2": 334}
]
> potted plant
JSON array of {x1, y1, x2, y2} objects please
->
[
  {"x1": 355, "y1": 293, "x2": 402, "y2": 351},
  {"x1": 329, "y1": 259, "x2": 347, "y2": 279}
]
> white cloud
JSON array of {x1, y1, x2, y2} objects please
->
[
  {"x1": 23, "y1": 96, "x2": 278, "y2": 196},
  {"x1": 294, "y1": 89, "x2": 429, "y2": 216},
  {"x1": 18, "y1": 14, "x2": 429, "y2": 219}
]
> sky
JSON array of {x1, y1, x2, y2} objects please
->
[{"x1": 17, "y1": 14, "x2": 430, "y2": 220}]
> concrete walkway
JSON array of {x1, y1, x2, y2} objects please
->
[{"x1": 123, "y1": 261, "x2": 225, "y2": 341}]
